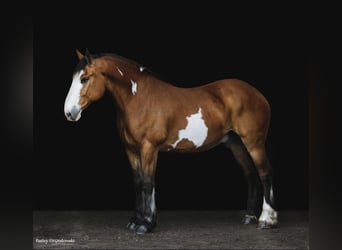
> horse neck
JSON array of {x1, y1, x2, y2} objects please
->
[{"x1": 102, "y1": 58, "x2": 168, "y2": 113}]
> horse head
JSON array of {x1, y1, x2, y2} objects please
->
[{"x1": 64, "y1": 49, "x2": 106, "y2": 121}]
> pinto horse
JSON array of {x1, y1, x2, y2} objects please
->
[{"x1": 64, "y1": 49, "x2": 278, "y2": 234}]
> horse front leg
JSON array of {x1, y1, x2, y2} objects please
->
[
  {"x1": 125, "y1": 143, "x2": 158, "y2": 234},
  {"x1": 125, "y1": 149, "x2": 144, "y2": 231}
]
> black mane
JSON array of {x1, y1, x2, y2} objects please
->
[
  {"x1": 73, "y1": 52, "x2": 166, "y2": 81},
  {"x1": 73, "y1": 57, "x2": 88, "y2": 74},
  {"x1": 100, "y1": 53, "x2": 143, "y2": 68},
  {"x1": 73, "y1": 53, "x2": 142, "y2": 73}
]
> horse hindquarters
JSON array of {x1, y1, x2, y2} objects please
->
[{"x1": 223, "y1": 79, "x2": 278, "y2": 228}]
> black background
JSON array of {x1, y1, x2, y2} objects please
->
[{"x1": 33, "y1": 15, "x2": 308, "y2": 211}]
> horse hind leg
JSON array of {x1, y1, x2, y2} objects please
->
[
  {"x1": 246, "y1": 142, "x2": 278, "y2": 229},
  {"x1": 222, "y1": 131, "x2": 263, "y2": 224}
]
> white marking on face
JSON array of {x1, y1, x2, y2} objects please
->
[
  {"x1": 259, "y1": 186, "x2": 278, "y2": 226},
  {"x1": 171, "y1": 108, "x2": 208, "y2": 148},
  {"x1": 64, "y1": 70, "x2": 84, "y2": 121},
  {"x1": 130, "y1": 80, "x2": 137, "y2": 95},
  {"x1": 116, "y1": 67, "x2": 124, "y2": 76},
  {"x1": 139, "y1": 66, "x2": 145, "y2": 72}
]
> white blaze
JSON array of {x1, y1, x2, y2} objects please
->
[
  {"x1": 64, "y1": 70, "x2": 84, "y2": 121},
  {"x1": 131, "y1": 80, "x2": 137, "y2": 95},
  {"x1": 171, "y1": 108, "x2": 208, "y2": 148}
]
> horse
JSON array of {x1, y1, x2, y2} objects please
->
[{"x1": 64, "y1": 49, "x2": 278, "y2": 234}]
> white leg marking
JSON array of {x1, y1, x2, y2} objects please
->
[
  {"x1": 145, "y1": 188, "x2": 156, "y2": 223},
  {"x1": 171, "y1": 107, "x2": 208, "y2": 148},
  {"x1": 116, "y1": 67, "x2": 124, "y2": 76},
  {"x1": 150, "y1": 188, "x2": 156, "y2": 214},
  {"x1": 130, "y1": 80, "x2": 137, "y2": 95},
  {"x1": 259, "y1": 186, "x2": 278, "y2": 227}
]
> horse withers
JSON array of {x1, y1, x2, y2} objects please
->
[{"x1": 64, "y1": 49, "x2": 278, "y2": 234}]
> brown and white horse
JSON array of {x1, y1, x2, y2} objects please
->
[{"x1": 64, "y1": 49, "x2": 278, "y2": 234}]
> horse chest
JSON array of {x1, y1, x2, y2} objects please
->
[{"x1": 117, "y1": 116, "x2": 163, "y2": 147}]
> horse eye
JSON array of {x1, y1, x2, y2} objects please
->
[{"x1": 81, "y1": 78, "x2": 89, "y2": 84}]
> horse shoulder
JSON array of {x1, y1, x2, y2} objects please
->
[{"x1": 119, "y1": 104, "x2": 170, "y2": 148}]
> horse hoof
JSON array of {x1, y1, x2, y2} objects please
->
[
  {"x1": 126, "y1": 222, "x2": 137, "y2": 231},
  {"x1": 258, "y1": 221, "x2": 276, "y2": 229},
  {"x1": 242, "y1": 215, "x2": 258, "y2": 224},
  {"x1": 135, "y1": 224, "x2": 149, "y2": 234}
]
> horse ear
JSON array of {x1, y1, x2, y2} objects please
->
[
  {"x1": 84, "y1": 48, "x2": 93, "y2": 65},
  {"x1": 75, "y1": 49, "x2": 84, "y2": 60}
]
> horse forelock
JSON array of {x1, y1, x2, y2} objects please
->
[
  {"x1": 73, "y1": 53, "x2": 103, "y2": 74},
  {"x1": 73, "y1": 57, "x2": 88, "y2": 74}
]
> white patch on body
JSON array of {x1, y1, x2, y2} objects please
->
[
  {"x1": 64, "y1": 70, "x2": 84, "y2": 121},
  {"x1": 116, "y1": 67, "x2": 124, "y2": 76},
  {"x1": 171, "y1": 108, "x2": 208, "y2": 148},
  {"x1": 130, "y1": 80, "x2": 137, "y2": 95},
  {"x1": 259, "y1": 186, "x2": 278, "y2": 227}
]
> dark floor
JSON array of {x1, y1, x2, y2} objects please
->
[{"x1": 33, "y1": 210, "x2": 308, "y2": 249}]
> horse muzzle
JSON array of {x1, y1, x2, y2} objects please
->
[{"x1": 65, "y1": 106, "x2": 82, "y2": 121}]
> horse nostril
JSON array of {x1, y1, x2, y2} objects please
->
[{"x1": 66, "y1": 112, "x2": 71, "y2": 118}]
